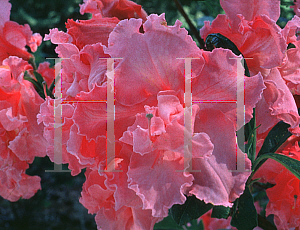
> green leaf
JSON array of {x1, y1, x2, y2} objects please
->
[
  {"x1": 253, "y1": 153, "x2": 300, "y2": 180},
  {"x1": 287, "y1": 43, "x2": 296, "y2": 50},
  {"x1": 24, "y1": 71, "x2": 45, "y2": 99},
  {"x1": 253, "y1": 121, "x2": 292, "y2": 173},
  {"x1": 154, "y1": 216, "x2": 184, "y2": 230},
  {"x1": 257, "y1": 121, "x2": 292, "y2": 157},
  {"x1": 49, "y1": 77, "x2": 56, "y2": 93},
  {"x1": 231, "y1": 187, "x2": 258, "y2": 230},
  {"x1": 169, "y1": 195, "x2": 213, "y2": 226},
  {"x1": 211, "y1": 205, "x2": 230, "y2": 219},
  {"x1": 33, "y1": 71, "x2": 45, "y2": 84}
]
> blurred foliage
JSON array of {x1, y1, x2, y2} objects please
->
[
  {"x1": 0, "y1": 157, "x2": 97, "y2": 230},
  {"x1": 10, "y1": 0, "x2": 89, "y2": 61}
]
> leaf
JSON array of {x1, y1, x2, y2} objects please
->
[
  {"x1": 211, "y1": 205, "x2": 230, "y2": 219},
  {"x1": 253, "y1": 121, "x2": 292, "y2": 172},
  {"x1": 33, "y1": 71, "x2": 45, "y2": 84},
  {"x1": 24, "y1": 71, "x2": 45, "y2": 99},
  {"x1": 287, "y1": 43, "x2": 296, "y2": 50},
  {"x1": 154, "y1": 216, "x2": 184, "y2": 230},
  {"x1": 231, "y1": 186, "x2": 258, "y2": 230},
  {"x1": 205, "y1": 33, "x2": 250, "y2": 77},
  {"x1": 253, "y1": 153, "x2": 300, "y2": 180},
  {"x1": 169, "y1": 195, "x2": 213, "y2": 226},
  {"x1": 257, "y1": 121, "x2": 292, "y2": 157}
]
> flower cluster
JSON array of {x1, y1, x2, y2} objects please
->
[
  {"x1": 0, "y1": 0, "x2": 46, "y2": 201},
  {"x1": 1, "y1": 0, "x2": 300, "y2": 229}
]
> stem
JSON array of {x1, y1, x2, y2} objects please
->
[
  {"x1": 172, "y1": 0, "x2": 206, "y2": 50},
  {"x1": 28, "y1": 56, "x2": 37, "y2": 71}
]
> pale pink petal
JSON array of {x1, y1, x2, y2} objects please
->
[
  {"x1": 157, "y1": 92, "x2": 183, "y2": 125},
  {"x1": 220, "y1": 0, "x2": 280, "y2": 30},
  {"x1": 132, "y1": 126, "x2": 152, "y2": 155},
  {"x1": 104, "y1": 153, "x2": 141, "y2": 210},
  {"x1": 67, "y1": 123, "x2": 105, "y2": 167},
  {"x1": 119, "y1": 113, "x2": 149, "y2": 145},
  {"x1": 0, "y1": 107, "x2": 27, "y2": 131},
  {"x1": 128, "y1": 152, "x2": 194, "y2": 217},
  {"x1": 79, "y1": 0, "x2": 101, "y2": 15},
  {"x1": 239, "y1": 15, "x2": 286, "y2": 70},
  {"x1": 282, "y1": 15, "x2": 300, "y2": 44},
  {"x1": 79, "y1": 43, "x2": 110, "y2": 90},
  {"x1": 44, "y1": 28, "x2": 73, "y2": 43},
  {"x1": 80, "y1": 169, "x2": 114, "y2": 214},
  {"x1": 8, "y1": 128, "x2": 47, "y2": 163},
  {"x1": 278, "y1": 43, "x2": 300, "y2": 94},
  {"x1": 0, "y1": 174, "x2": 41, "y2": 202},
  {"x1": 256, "y1": 68, "x2": 300, "y2": 134},
  {"x1": 190, "y1": 108, "x2": 251, "y2": 206},
  {"x1": 291, "y1": 0, "x2": 300, "y2": 17},
  {"x1": 73, "y1": 84, "x2": 146, "y2": 141},
  {"x1": 0, "y1": 0, "x2": 11, "y2": 28},
  {"x1": 105, "y1": 14, "x2": 202, "y2": 106},
  {"x1": 244, "y1": 72, "x2": 265, "y2": 124},
  {"x1": 28, "y1": 32, "x2": 42, "y2": 52}
]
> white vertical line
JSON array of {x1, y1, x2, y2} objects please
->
[{"x1": 46, "y1": 58, "x2": 70, "y2": 172}]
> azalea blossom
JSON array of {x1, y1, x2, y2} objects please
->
[
  {"x1": 201, "y1": 0, "x2": 300, "y2": 139},
  {"x1": 40, "y1": 5, "x2": 267, "y2": 227},
  {"x1": 0, "y1": 56, "x2": 46, "y2": 201},
  {"x1": 0, "y1": 0, "x2": 42, "y2": 62}
]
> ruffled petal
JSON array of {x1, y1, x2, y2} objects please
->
[
  {"x1": 128, "y1": 152, "x2": 194, "y2": 217},
  {"x1": 190, "y1": 108, "x2": 251, "y2": 206},
  {"x1": 105, "y1": 14, "x2": 202, "y2": 106}
]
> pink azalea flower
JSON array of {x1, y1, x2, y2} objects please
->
[
  {"x1": 0, "y1": 0, "x2": 42, "y2": 62},
  {"x1": 0, "y1": 56, "x2": 46, "y2": 201},
  {"x1": 44, "y1": 12, "x2": 265, "y2": 229},
  {"x1": 200, "y1": 14, "x2": 286, "y2": 75},
  {"x1": 201, "y1": 1, "x2": 300, "y2": 137},
  {"x1": 80, "y1": 167, "x2": 162, "y2": 230}
]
